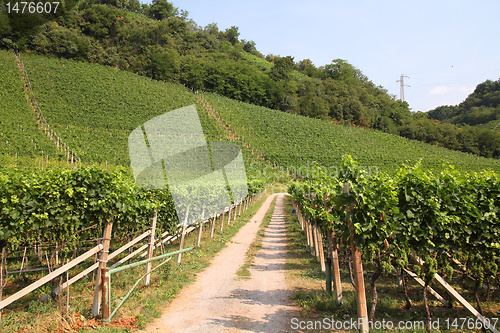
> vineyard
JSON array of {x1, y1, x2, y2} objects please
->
[
  {"x1": 2, "y1": 50, "x2": 500, "y2": 174},
  {"x1": 0, "y1": 49, "x2": 272, "y2": 330},
  {"x1": 0, "y1": 50, "x2": 60, "y2": 162},
  {"x1": 203, "y1": 91, "x2": 500, "y2": 174},
  {"x1": 0, "y1": 165, "x2": 264, "y2": 330},
  {"x1": 288, "y1": 155, "x2": 500, "y2": 331},
  {"x1": 2, "y1": 47, "x2": 500, "y2": 331}
]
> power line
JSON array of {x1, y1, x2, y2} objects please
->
[{"x1": 396, "y1": 74, "x2": 410, "y2": 102}]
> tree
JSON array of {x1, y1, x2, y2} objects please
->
[
  {"x1": 270, "y1": 56, "x2": 294, "y2": 81},
  {"x1": 222, "y1": 26, "x2": 240, "y2": 45},
  {"x1": 147, "y1": 48, "x2": 180, "y2": 81},
  {"x1": 147, "y1": 0, "x2": 178, "y2": 21},
  {"x1": 324, "y1": 59, "x2": 367, "y2": 83},
  {"x1": 204, "y1": 23, "x2": 219, "y2": 35},
  {"x1": 242, "y1": 39, "x2": 257, "y2": 54}
]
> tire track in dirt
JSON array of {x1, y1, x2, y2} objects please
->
[{"x1": 141, "y1": 193, "x2": 300, "y2": 332}]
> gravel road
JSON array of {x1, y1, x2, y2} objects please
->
[{"x1": 140, "y1": 193, "x2": 301, "y2": 333}]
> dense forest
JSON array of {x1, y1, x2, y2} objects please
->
[
  {"x1": 1, "y1": 0, "x2": 499, "y2": 158},
  {"x1": 422, "y1": 79, "x2": 500, "y2": 157},
  {"x1": 428, "y1": 79, "x2": 500, "y2": 126}
]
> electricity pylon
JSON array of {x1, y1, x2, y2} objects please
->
[{"x1": 396, "y1": 74, "x2": 410, "y2": 102}]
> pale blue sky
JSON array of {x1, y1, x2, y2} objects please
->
[{"x1": 169, "y1": 0, "x2": 500, "y2": 112}]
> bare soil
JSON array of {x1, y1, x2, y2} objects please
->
[{"x1": 140, "y1": 193, "x2": 301, "y2": 332}]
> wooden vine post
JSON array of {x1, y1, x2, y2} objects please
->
[
  {"x1": 345, "y1": 183, "x2": 369, "y2": 333},
  {"x1": 227, "y1": 207, "x2": 232, "y2": 225},
  {"x1": 92, "y1": 216, "x2": 113, "y2": 317},
  {"x1": 144, "y1": 211, "x2": 157, "y2": 286},
  {"x1": 327, "y1": 228, "x2": 343, "y2": 304},
  {"x1": 312, "y1": 223, "x2": 318, "y2": 257},
  {"x1": 210, "y1": 214, "x2": 216, "y2": 238},
  {"x1": 196, "y1": 208, "x2": 205, "y2": 247},
  {"x1": 308, "y1": 220, "x2": 315, "y2": 256},
  {"x1": 220, "y1": 211, "x2": 226, "y2": 232},
  {"x1": 298, "y1": 207, "x2": 304, "y2": 230},
  {"x1": 315, "y1": 224, "x2": 326, "y2": 272},
  {"x1": 177, "y1": 206, "x2": 190, "y2": 264},
  {"x1": 101, "y1": 268, "x2": 110, "y2": 321}
]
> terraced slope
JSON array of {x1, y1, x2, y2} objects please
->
[{"x1": 1, "y1": 51, "x2": 500, "y2": 174}]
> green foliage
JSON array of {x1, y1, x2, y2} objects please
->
[
  {"x1": 288, "y1": 155, "x2": 500, "y2": 290},
  {"x1": 422, "y1": 79, "x2": 500, "y2": 158},
  {"x1": 428, "y1": 79, "x2": 500, "y2": 126},
  {"x1": 0, "y1": 166, "x2": 177, "y2": 251}
]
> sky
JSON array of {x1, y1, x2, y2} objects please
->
[{"x1": 167, "y1": 0, "x2": 500, "y2": 112}]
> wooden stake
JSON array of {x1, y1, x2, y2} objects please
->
[
  {"x1": 177, "y1": 225, "x2": 187, "y2": 264},
  {"x1": 402, "y1": 268, "x2": 449, "y2": 307},
  {"x1": 220, "y1": 211, "x2": 225, "y2": 232},
  {"x1": 91, "y1": 217, "x2": 113, "y2": 317},
  {"x1": 101, "y1": 268, "x2": 110, "y2": 321},
  {"x1": 66, "y1": 259, "x2": 69, "y2": 312},
  {"x1": 304, "y1": 219, "x2": 311, "y2": 246},
  {"x1": 196, "y1": 208, "x2": 205, "y2": 247},
  {"x1": 316, "y1": 225, "x2": 325, "y2": 272},
  {"x1": 345, "y1": 183, "x2": 368, "y2": 333},
  {"x1": 308, "y1": 221, "x2": 315, "y2": 256},
  {"x1": 210, "y1": 215, "x2": 216, "y2": 238},
  {"x1": 144, "y1": 211, "x2": 157, "y2": 285},
  {"x1": 227, "y1": 207, "x2": 232, "y2": 225},
  {"x1": 331, "y1": 233, "x2": 343, "y2": 304},
  {"x1": 313, "y1": 224, "x2": 320, "y2": 258},
  {"x1": 177, "y1": 206, "x2": 190, "y2": 264}
]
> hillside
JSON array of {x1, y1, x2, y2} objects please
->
[
  {"x1": 1, "y1": 50, "x2": 500, "y2": 175},
  {"x1": 0, "y1": 1, "x2": 411, "y2": 134},
  {"x1": 420, "y1": 79, "x2": 500, "y2": 158},
  {"x1": 0, "y1": 49, "x2": 61, "y2": 162},
  {"x1": 3, "y1": 1, "x2": 500, "y2": 159},
  {"x1": 427, "y1": 79, "x2": 500, "y2": 126}
]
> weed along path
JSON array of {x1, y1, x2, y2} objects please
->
[{"x1": 141, "y1": 193, "x2": 301, "y2": 333}]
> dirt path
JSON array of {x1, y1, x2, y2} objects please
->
[{"x1": 140, "y1": 193, "x2": 301, "y2": 332}]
